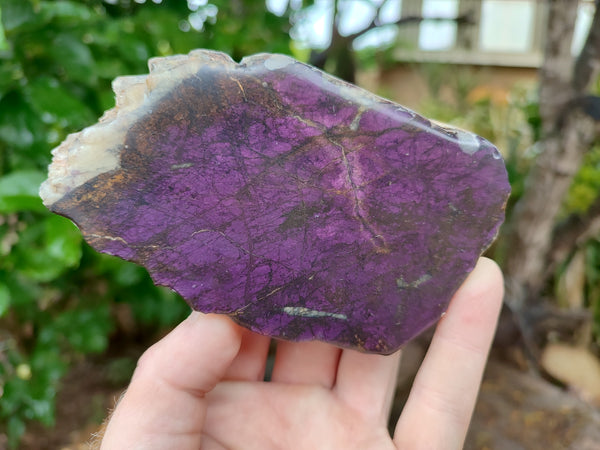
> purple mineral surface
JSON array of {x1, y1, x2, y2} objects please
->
[{"x1": 40, "y1": 50, "x2": 510, "y2": 354}]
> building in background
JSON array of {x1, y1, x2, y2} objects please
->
[{"x1": 365, "y1": 0, "x2": 595, "y2": 110}]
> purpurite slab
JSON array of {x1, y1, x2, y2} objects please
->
[{"x1": 40, "y1": 50, "x2": 510, "y2": 354}]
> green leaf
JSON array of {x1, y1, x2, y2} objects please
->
[
  {"x1": 0, "y1": 93, "x2": 36, "y2": 149},
  {"x1": 0, "y1": 283, "x2": 9, "y2": 316},
  {"x1": 0, "y1": 274, "x2": 40, "y2": 309},
  {"x1": 6, "y1": 416, "x2": 26, "y2": 449},
  {"x1": 14, "y1": 215, "x2": 82, "y2": 282},
  {"x1": 126, "y1": 285, "x2": 189, "y2": 327},
  {"x1": 0, "y1": 8, "x2": 9, "y2": 51},
  {"x1": 24, "y1": 77, "x2": 95, "y2": 127},
  {"x1": 52, "y1": 305, "x2": 112, "y2": 353},
  {"x1": 49, "y1": 33, "x2": 96, "y2": 85},
  {"x1": 0, "y1": 169, "x2": 46, "y2": 213},
  {"x1": 114, "y1": 34, "x2": 150, "y2": 66},
  {"x1": 0, "y1": 61, "x2": 23, "y2": 100},
  {"x1": 38, "y1": 1, "x2": 93, "y2": 24},
  {"x1": 44, "y1": 215, "x2": 82, "y2": 268},
  {"x1": 93, "y1": 57, "x2": 128, "y2": 80},
  {"x1": 0, "y1": 92, "x2": 49, "y2": 166},
  {"x1": 0, "y1": 0, "x2": 35, "y2": 33}
]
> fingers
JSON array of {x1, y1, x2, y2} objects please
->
[
  {"x1": 393, "y1": 257, "x2": 504, "y2": 449},
  {"x1": 271, "y1": 340, "x2": 342, "y2": 388},
  {"x1": 334, "y1": 349, "x2": 401, "y2": 423},
  {"x1": 100, "y1": 312, "x2": 242, "y2": 450},
  {"x1": 223, "y1": 328, "x2": 271, "y2": 381}
]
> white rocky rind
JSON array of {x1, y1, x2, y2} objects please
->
[{"x1": 39, "y1": 50, "x2": 238, "y2": 207}]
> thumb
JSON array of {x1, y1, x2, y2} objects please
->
[{"x1": 100, "y1": 312, "x2": 243, "y2": 450}]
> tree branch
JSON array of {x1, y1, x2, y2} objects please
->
[
  {"x1": 309, "y1": 9, "x2": 474, "y2": 74},
  {"x1": 503, "y1": 109, "x2": 598, "y2": 309},
  {"x1": 538, "y1": 1, "x2": 579, "y2": 133},
  {"x1": 342, "y1": 12, "x2": 474, "y2": 44}
]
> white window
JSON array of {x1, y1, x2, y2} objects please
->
[
  {"x1": 393, "y1": 0, "x2": 595, "y2": 67},
  {"x1": 479, "y1": 0, "x2": 535, "y2": 53},
  {"x1": 419, "y1": 0, "x2": 459, "y2": 51}
]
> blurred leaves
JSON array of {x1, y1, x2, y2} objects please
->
[
  {"x1": 0, "y1": 0, "x2": 36, "y2": 32},
  {"x1": 0, "y1": 9, "x2": 7, "y2": 51},
  {"x1": 0, "y1": 283, "x2": 9, "y2": 317},
  {"x1": 564, "y1": 145, "x2": 600, "y2": 215},
  {"x1": 51, "y1": 33, "x2": 97, "y2": 84},
  {"x1": 0, "y1": 170, "x2": 46, "y2": 213},
  {"x1": 38, "y1": 1, "x2": 94, "y2": 23},
  {"x1": 586, "y1": 241, "x2": 600, "y2": 345},
  {"x1": 24, "y1": 77, "x2": 95, "y2": 128}
]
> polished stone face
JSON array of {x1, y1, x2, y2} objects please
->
[{"x1": 40, "y1": 50, "x2": 510, "y2": 354}]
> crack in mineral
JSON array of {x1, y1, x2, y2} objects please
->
[{"x1": 330, "y1": 137, "x2": 388, "y2": 252}]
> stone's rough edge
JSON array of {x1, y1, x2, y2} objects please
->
[
  {"x1": 39, "y1": 49, "x2": 498, "y2": 206},
  {"x1": 39, "y1": 50, "x2": 237, "y2": 207},
  {"x1": 245, "y1": 52, "x2": 495, "y2": 158}
]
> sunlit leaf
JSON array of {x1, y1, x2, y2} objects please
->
[
  {"x1": 38, "y1": 1, "x2": 93, "y2": 23},
  {"x1": 0, "y1": 169, "x2": 46, "y2": 213},
  {"x1": 49, "y1": 33, "x2": 96, "y2": 85},
  {"x1": 0, "y1": 8, "x2": 9, "y2": 51},
  {"x1": 43, "y1": 215, "x2": 82, "y2": 269},
  {"x1": 6, "y1": 416, "x2": 25, "y2": 449},
  {"x1": 24, "y1": 77, "x2": 95, "y2": 128},
  {"x1": 0, "y1": 93, "x2": 45, "y2": 151},
  {"x1": 52, "y1": 305, "x2": 113, "y2": 353},
  {"x1": 0, "y1": 0, "x2": 35, "y2": 32},
  {"x1": 0, "y1": 283, "x2": 10, "y2": 316},
  {"x1": 14, "y1": 216, "x2": 82, "y2": 282}
]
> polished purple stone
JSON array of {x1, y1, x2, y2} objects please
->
[{"x1": 40, "y1": 50, "x2": 510, "y2": 354}]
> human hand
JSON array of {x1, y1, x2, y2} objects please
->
[{"x1": 99, "y1": 257, "x2": 503, "y2": 449}]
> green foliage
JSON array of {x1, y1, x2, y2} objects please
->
[
  {"x1": 586, "y1": 240, "x2": 600, "y2": 346},
  {"x1": 563, "y1": 147, "x2": 600, "y2": 347},
  {"x1": 563, "y1": 145, "x2": 600, "y2": 215},
  {"x1": 0, "y1": 170, "x2": 47, "y2": 213},
  {"x1": 0, "y1": 0, "x2": 293, "y2": 445}
]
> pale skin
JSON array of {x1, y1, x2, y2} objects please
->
[{"x1": 99, "y1": 257, "x2": 503, "y2": 449}]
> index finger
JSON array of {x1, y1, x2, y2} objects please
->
[{"x1": 393, "y1": 257, "x2": 504, "y2": 449}]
